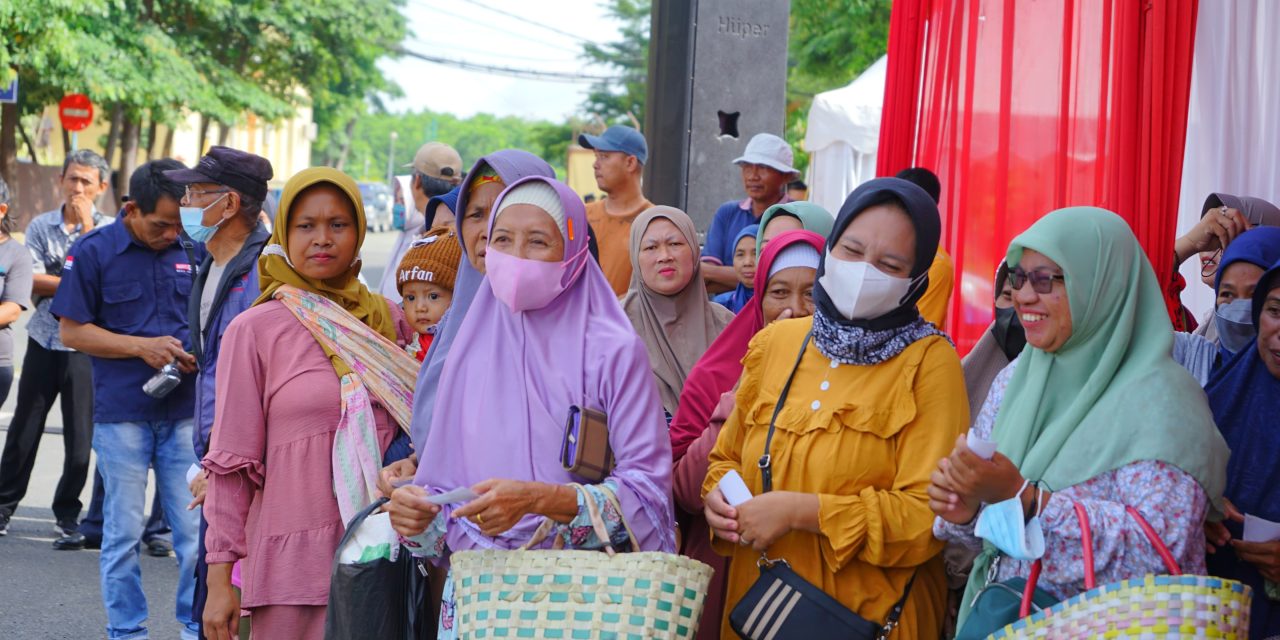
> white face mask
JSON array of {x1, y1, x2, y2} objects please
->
[{"x1": 817, "y1": 252, "x2": 920, "y2": 321}]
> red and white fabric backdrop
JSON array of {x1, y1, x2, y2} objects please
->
[
  {"x1": 878, "y1": 0, "x2": 1199, "y2": 354},
  {"x1": 1176, "y1": 2, "x2": 1280, "y2": 324}
]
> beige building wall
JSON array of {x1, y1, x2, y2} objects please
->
[{"x1": 25, "y1": 100, "x2": 314, "y2": 188}]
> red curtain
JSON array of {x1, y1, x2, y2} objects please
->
[{"x1": 877, "y1": 0, "x2": 1199, "y2": 354}]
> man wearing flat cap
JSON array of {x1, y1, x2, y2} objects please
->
[{"x1": 163, "y1": 145, "x2": 274, "y2": 635}]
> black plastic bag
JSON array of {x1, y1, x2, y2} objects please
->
[{"x1": 324, "y1": 498, "x2": 433, "y2": 640}]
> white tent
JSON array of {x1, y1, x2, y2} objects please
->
[{"x1": 803, "y1": 55, "x2": 887, "y2": 214}]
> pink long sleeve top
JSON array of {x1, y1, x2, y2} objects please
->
[{"x1": 202, "y1": 300, "x2": 408, "y2": 607}]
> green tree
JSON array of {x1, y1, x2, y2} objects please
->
[
  {"x1": 341, "y1": 109, "x2": 576, "y2": 184},
  {"x1": 786, "y1": 0, "x2": 891, "y2": 172},
  {"x1": 0, "y1": 0, "x2": 406, "y2": 186},
  {"x1": 580, "y1": 0, "x2": 650, "y2": 126}
]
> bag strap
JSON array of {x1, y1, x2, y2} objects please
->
[
  {"x1": 877, "y1": 571, "x2": 918, "y2": 639},
  {"x1": 758, "y1": 331, "x2": 813, "y2": 494}
]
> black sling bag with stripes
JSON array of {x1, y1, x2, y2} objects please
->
[{"x1": 728, "y1": 331, "x2": 917, "y2": 640}]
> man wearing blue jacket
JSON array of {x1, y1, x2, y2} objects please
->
[{"x1": 163, "y1": 146, "x2": 273, "y2": 636}]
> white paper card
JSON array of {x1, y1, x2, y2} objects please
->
[
  {"x1": 719, "y1": 470, "x2": 754, "y2": 507},
  {"x1": 424, "y1": 487, "x2": 480, "y2": 506},
  {"x1": 966, "y1": 430, "x2": 998, "y2": 460},
  {"x1": 1244, "y1": 514, "x2": 1280, "y2": 542}
]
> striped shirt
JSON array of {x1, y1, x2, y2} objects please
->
[{"x1": 24, "y1": 208, "x2": 111, "y2": 351}]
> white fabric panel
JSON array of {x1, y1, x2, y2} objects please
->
[
  {"x1": 806, "y1": 143, "x2": 876, "y2": 215},
  {"x1": 804, "y1": 56, "x2": 888, "y2": 153},
  {"x1": 1176, "y1": 2, "x2": 1280, "y2": 321},
  {"x1": 804, "y1": 55, "x2": 887, "y2": 214}
]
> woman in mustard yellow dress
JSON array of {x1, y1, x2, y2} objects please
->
[{"x1": 703, "y1": 177, "x2": 968, "y2": 638}]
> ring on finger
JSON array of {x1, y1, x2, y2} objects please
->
[
  {"x1": 476, "y1": 513, "x2": 485, "y2": 525},
  {"x1": 739, "y1": 537, "x2": 752, "y2": 546}
]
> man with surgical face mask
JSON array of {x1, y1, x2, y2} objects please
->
[
  {"x1": 163, "y1": 146, "x2": 273, "y2": 635},
  {"x1": 1173, "y1": 227, "x2": 1280, "y2": 385}
]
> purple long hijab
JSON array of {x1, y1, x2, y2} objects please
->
[
  {"x1": 415, "y1": 175, "x2": 675, "y2": 554},
  {"x1": 409, "y1": 150, "x2": 556, "y2": 450}
]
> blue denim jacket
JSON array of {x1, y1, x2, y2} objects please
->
[{"x1": 189, "y1": 228, "x2": 270, "y2": 458}]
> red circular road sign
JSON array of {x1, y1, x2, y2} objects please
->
[{"x1": 58, "y1": 94, "x2": 94, "y2": 131}]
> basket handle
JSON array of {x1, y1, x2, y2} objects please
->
[
  {"x1": 1019, "y1": 500, "x2": 1095, "y2": 617},
  {"x1": 1019, "y1": 560, "x2": 1043, "y2": 619},
  {"x1": 586, "y1": 482, "x2": 641, "y2": 554},
  {"x1": 517, "y1": 483, "x2": 639, "y2": 554},
  {"x1": 1125, "y1": 506, "x2": 1181, "y2": 575},
  {"x1": 1018, "y1": 500, "x2": 1182, "y2": 617}
]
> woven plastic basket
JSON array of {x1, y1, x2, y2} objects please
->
[
  {"x1": 984, "y1": 503, "x2": 1252, "y2": 639},
  {"x1": 450, "y1": 485, "x2": 713, "y2": 639},
  {"x1": 988, "y1": 573, "x2": 1251, "y2": 639}
]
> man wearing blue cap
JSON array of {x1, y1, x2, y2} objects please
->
[{"x1": 579, "y1": 125, "x2": 653, "y2": 296}]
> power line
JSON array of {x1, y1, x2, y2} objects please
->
[
  {"x1": 459, "y1": 0, "x2": 593, "y2": 45},
  {"x1": 395, "y1": 45, "x2": 614, "y2": 83},
  {"x1": 408, "y1": 0, "x2": 583, "y2": 54},
  {"x1": 405, "y1": 37, "x2": 580, "y2": 65}
]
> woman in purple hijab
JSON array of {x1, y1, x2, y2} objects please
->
[{"x1": 387, "y1": 175, "x2": 675, "y2": 637}]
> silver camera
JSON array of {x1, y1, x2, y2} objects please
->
[{"x1": 142, "y1": 362, "x2": 182, "y2": 398}]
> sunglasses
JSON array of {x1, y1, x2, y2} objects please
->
[
  {"x1": 184, "y1": 186, "x2": 232, "y2": 200},
  {"x1": 1200, "y1": 249, "x2": 1221, "y2": 279},
  {"x1": 1009, "y1": 266, "x2": 1065, "y2": 294}
]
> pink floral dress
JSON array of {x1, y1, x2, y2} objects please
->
[{"x1": 934, "y1": 360, "x2": 1209, "y2": 601}]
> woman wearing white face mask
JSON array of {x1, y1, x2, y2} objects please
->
[
  {"x1": 702, "y1": 177, "x2": 967, "y2": 638},
  {"x1": 1173, "y1": 226, "x2": 1280, "y2": 385}
]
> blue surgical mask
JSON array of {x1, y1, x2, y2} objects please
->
[
  {"x1": 975, "y1": 482, "x2": 1045, "y2": 561},
  {"x1": 392, "y1": 202, "x2": 406, "y2": 230},
  {"x1": 1215, "y1": 298, "x2": 1255, "y2": 355},
  {"x1": 180, "y1": 194, "x2": 228, "y2": 243}
]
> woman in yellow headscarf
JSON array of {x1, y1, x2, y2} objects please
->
[{"x1": 202, "y1": 168, "x2": 415, "y2": 640}]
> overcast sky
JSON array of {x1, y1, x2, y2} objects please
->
[{"x1": 378, "y1": 0, "x2": 622, "y2": 121}]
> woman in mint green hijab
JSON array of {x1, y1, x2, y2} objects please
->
[
  {"x1": 927, "y1": 207, "x2": 1229, "y2": 630},
  {"x1": 756, "y1": 201, "x2": 834, "y2": 256}
]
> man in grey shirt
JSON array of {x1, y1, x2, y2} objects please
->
[{"x1": 0, "y1": 150, "x2": 110, "y2": 540}]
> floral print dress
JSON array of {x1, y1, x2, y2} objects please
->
[
  {"x1": 401, "y1": 482, "x2": 630, "y2": 639},
  {"x1": 934, "y1": 359, "x2": 1210, "y2": 602}
]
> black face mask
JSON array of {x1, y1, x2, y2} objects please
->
[{"x1": 991, "y1": 307, "x2": 1027, "y2": 360}]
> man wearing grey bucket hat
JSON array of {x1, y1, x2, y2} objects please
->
[{"x1": 701, "y1": 133, "x2": 799, "y2": 293}]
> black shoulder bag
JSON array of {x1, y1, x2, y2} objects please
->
[{"x1": 728, "y1": 331, "x2": 916, "y2": 640}]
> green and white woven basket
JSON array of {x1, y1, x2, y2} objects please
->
[{"x1": 451, "y1": 548, "x2": 713, "y2": 639}]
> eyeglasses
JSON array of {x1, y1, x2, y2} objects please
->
[
  {"x1": 183, "y1": 186, "x2": 231, "y2": 199},
  {"x1": 1008, "y1": 266, "x2": 1065, "y2": 294},
  {"x1": 1200, "y1": 248, "x2": 1222, "y2": 278}
]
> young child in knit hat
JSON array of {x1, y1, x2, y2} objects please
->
[{"x1": 396, "y1": 225, "x2": 461, "y2": 361}]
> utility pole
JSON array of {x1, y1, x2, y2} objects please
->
[{"x1": 386, "y1": 131, "x2": 398, "y2": 184}]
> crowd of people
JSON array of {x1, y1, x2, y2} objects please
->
[{"x1": 0, "y1": 122, "x2": 1275, "y2": 640}]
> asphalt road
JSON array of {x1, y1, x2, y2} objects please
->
[{"x1": 0, "y1": 230, "x2": 400, "y2": 639}]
